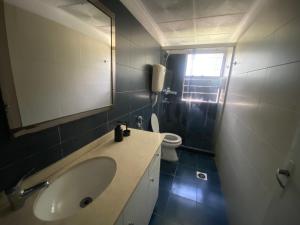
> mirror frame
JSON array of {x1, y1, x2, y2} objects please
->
[{"x1": 0, "y1": 0, "x2": 115, "y2": 137}]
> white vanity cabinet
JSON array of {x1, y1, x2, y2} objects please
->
[
  {"x1": 146, "y1": 150, "x2": 161, "y2": 220},
  {"x1": 115, "y1": 147, "x2": 161, "y2": 225}
]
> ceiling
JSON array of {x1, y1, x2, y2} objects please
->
[
  {"x1": 121, "y1": 0, "x2": 261, "y2": 48},
  {"x1": 41, "y1": 0, "x2": 110, "y2": 27}
]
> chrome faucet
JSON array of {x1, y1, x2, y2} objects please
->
[
  {"x1": 5, "y1": 172, "x2": 50, "y2": 210},
  {"x1": 162, "y1": 87, "x2": 177, "y2": 95},
  {"x1": 136, "y1": 116, "x2": 143, "y2": 129}
]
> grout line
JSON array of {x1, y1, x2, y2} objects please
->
[
  {"x1": 159, "y1": 169, "x2": 174, "y2": 220},
  {"x1": 61, "y1": 103, "x2": 152, "y2": 144},
  {"x1": 94, "y1": 119, "x2": 109, "y2": 130},
  {"x1": 173, "y1": 161, "x2": 179, "y2": 177},
  {"x1": 157, "y1": 154, "x2": 228, "y2": 225},
  {"x1": 106, "y1": 112, "x2": 109, "y2": 131},
  {"x1": 108, "y1": 103, "x2": 152, "y2": 123},
  {"x1": 57, "y1": 126, "x2": 62, "y2": 144},
  {"x1": 116, "y1": 62, "x2": 146, "y2": 71},
  {"x1": 233, "y1": 59, "x2": 300, "y2": 76},
  {"x1": 0, "y1": 141, "x2": 63, "y2": 171},
  {"x1": 115, "y1": 89, "x2": 148, "y2": 94},
  {"x1": 60, "y1": 122, "x2": 108, "y2": 144}
]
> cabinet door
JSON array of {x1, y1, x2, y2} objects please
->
[
  {"x1": 147, "y1": 148, "x2": 161, "y2": 220},
  {"x1": 114, "y1": 213, "x2": 123, "y2": 225},
  {"x1": 135, "y1": 173, "x2": 150, "y2": 225},
  {"x1": 123, "y1": 171, "x2": 149, "y2": 225},
  {"x1": 123, "y1": 187, "x2": 138, "y2": 225},
  {"x1": 123, "y1": 147, "x2": 161, "y2": 225}
]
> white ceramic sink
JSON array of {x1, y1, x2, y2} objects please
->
[{"x1": 33, "y1": 157, "x2": 117, "y2": 221}]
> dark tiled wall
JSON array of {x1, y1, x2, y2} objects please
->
[
  {"x1": 158, "y1": 54, "x2": 217, "y2": 152},
  {"x1": 0, "y1": 0, "x2": 160, "y2": 191}
]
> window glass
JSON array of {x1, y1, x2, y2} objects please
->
[
  {"x1": 182, "y1": 53, "x2": 224, "y2": 103},
  {"x1": 185, "y1": 53, "x2": 224, "y2": 76}
]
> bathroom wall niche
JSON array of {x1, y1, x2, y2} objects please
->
[{"x1": 0, "y1": 0, "x2": 115, "y2": 137}]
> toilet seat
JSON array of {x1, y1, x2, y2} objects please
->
[
  {"x1": 151, "y1": 114, "x2": 182, "y2": 145},
  {"x1": 163, "y1": 133, "x2": 182, "y2": 145},
  {"x1": 151, "y1": 113, "x2": 182, "y2": 162}
]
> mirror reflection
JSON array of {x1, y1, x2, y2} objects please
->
[{"x1": 3, "y1": 0, "x2": 113, "y2": 128}]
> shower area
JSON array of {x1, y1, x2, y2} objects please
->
[{"x1": 158, "y1": 47, "x2": 234, "y2": 153}]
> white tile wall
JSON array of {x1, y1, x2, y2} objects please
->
[{"x1": 215, "y1": 0, "x2": 300, "y2": 225}]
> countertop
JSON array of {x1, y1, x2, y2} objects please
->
[{"x1": 0, "y1": 128, "x2": 164, "y2": 225}]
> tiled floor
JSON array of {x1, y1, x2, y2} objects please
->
[{"x1": 149, "y1": 148, "x2": 228, "y2": 225}]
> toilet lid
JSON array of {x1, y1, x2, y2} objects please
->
[{"x1": 151, "y1": 113, "x2": 160, "y2": 132}]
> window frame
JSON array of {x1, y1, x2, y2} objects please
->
[{"x1": 181, "y1": 50, "x2": 226, "y2": 104}]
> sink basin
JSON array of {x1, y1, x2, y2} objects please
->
[{"x1": 33, "y1": 157, "x2": 117, "y2": 221}]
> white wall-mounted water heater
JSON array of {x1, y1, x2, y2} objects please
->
[
  {"x1": 151, "y1": 64, "x2": 166, "y2": 107},
  {"x1": 152, "y1": 64, "x2": 166, "y2": 93}
]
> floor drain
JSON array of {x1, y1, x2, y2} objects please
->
[
  {"x1": 80, "y1": 197, "x2": 93, "y2": 208},
  {"x1": 196, "y1": 171, "x2": 208, "y2": 180}
]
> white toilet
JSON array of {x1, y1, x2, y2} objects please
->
[{"x1": 151, "y1": 113, "x2": 182, "y2": 162}]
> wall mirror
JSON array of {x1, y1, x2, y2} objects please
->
[{"x1": 0, "y1": 0, "x2": 115, "y2": 137}]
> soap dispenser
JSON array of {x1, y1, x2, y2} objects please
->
[
  {"x1": 114, "y1": 123, "x2": 123, "y2": 142},
  {"x1": 122, "y1": 122, "x2": 131, "y2": 137}
]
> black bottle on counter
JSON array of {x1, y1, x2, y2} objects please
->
[{"x1": 114, "y1": 123, "x2": 123, "y2": 142}]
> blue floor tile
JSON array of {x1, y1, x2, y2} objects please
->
[
  {"x1": 148, "y1": 213, "x2": 172, "y2": 225},
  {"x1": 178, "y1": 150, "x2": 198, "y2": 168},
  {"x1": 149, "y1": 149, "x2": 228, "y2": 225},
  {"x1": 197, "y1": 156, "x2": 218, "y2": 173},
  {"x1": 159, "y1": 173, "x2": 174, "y2": 191},
  {"x1": 175, "y1": 164, "x2": 198, "y2": 182},
  {"x1": 149, "y1": 213, "x2": 181, "y2": 225},
  {"x1": 196, "y1": 203, "x2": 229, "y2": 225},
  {"x1": 161, "y1": 160, "x2": 178, "y2": 176},
  {"x1": 201, "y1": 171, "x2": 221, "y2": 187},
  {"x1": 163, "y1": 194, "x2": 202, "y2": 225},
  {"x1": 196, "y1": 183, "x2": 225, "y2": 210},
  {"x1": 197, "y1": 152, "x2": 214, "y2": 159},
  {"x1": 149, "y1": 213, "x2": 161, "y2": 225},
  {"x1": 154, "y1": 188, "x2": 170, "y2": 215},
  {"x1": 171, "y1": 177, "x2": 197, "y2": 201},
  {"x1": 176, "y1": 148, "x2": 182, "y2": 156}
]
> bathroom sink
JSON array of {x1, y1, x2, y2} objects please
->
[{"x1": 33, "y1": 157, "x2": 117, "y2": 221}]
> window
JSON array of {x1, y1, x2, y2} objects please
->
[{"x1": 182, "y1": 53, "x2": 224, "y2": 103}]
